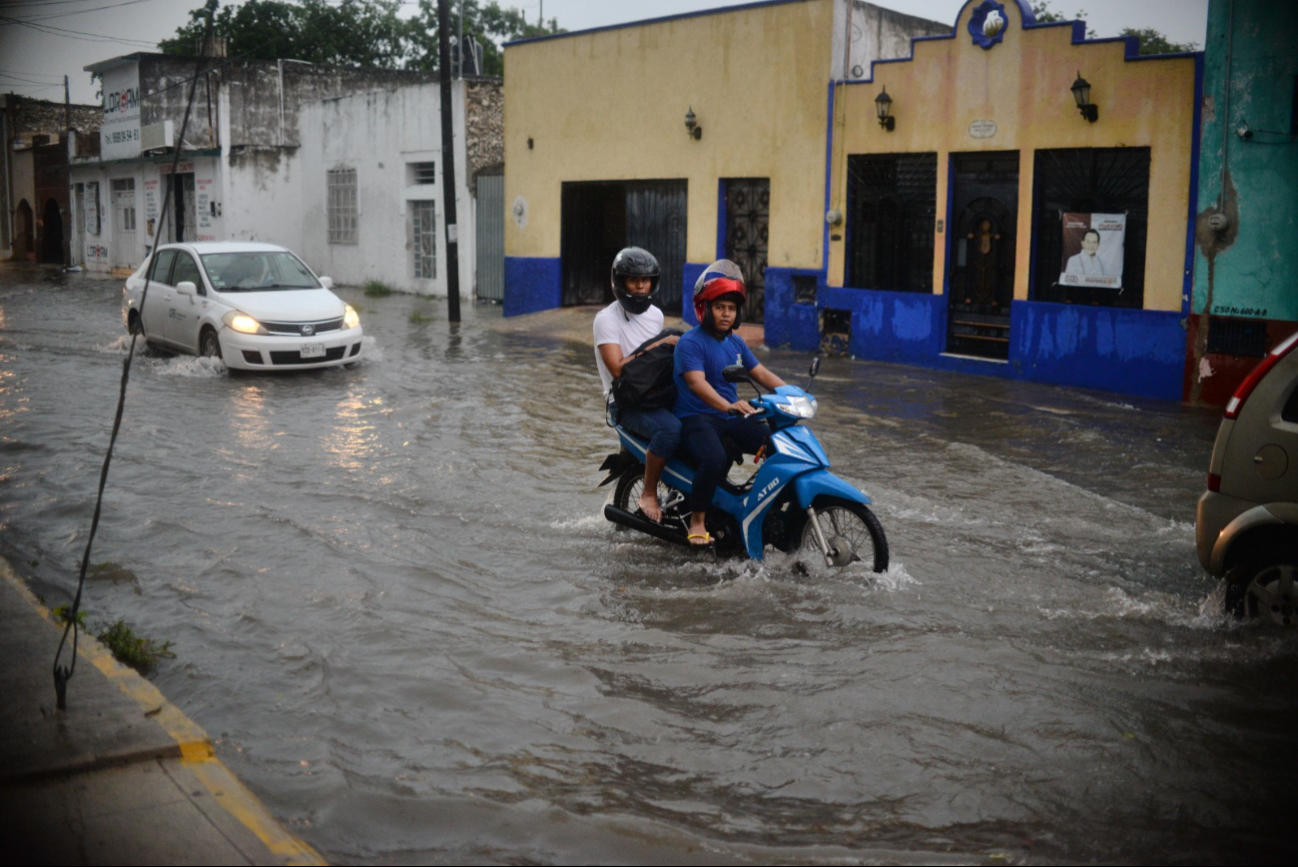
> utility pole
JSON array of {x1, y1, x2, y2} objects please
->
[{"x1": 437, "y1": 0, "x2": 462, "y2": 323}]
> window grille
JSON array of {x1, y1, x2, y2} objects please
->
[
  {"x1": 412, "y1": 200, "x2": 437, "y2": 279},
  {"x1": 327, "y1": 168, "x2": 358, "y2": 244},
  {"x1": 845, "y1": 153, "x2": 937, "y2": 293},
  {"x1": 410, "y1": 162, "x2": 436, "y2": 186}
]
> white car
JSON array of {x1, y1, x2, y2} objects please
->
[{"x1": 121, "y1": 242, "x2": 362, "y2": 371}]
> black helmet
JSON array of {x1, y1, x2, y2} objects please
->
[{"x1": 610, "y1": 247, "x2": 661, "y2": 315}]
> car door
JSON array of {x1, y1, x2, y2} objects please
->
[
  {"x1": 139, "y1": 249, "x2": 177, "y2": 343},
  {"x1": 165, "y1": 250, "x2": 207, "y2": 351}
]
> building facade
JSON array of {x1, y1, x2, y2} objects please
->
[
  {"x1": 779, "y1": 0, "x2": 1200, "y2": 400},
  {"x1": 1, "y1": 94, "x2": 101, "y2": 263},
  {"x1": 502, "y1": 0, "x2": 948, "y2": 320},
  {"x1": 67, "y1": 53, "x2": 498, "y2": 298},
  {"x1": 1187, "y1": 0, "x2": 1298, "y2": 405},
  {"x1": 504, "y1": 0, "x2": 1204, "y2": 402}
]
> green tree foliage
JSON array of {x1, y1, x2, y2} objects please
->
[
  {"x1": 1030, "y1": 1, "x2": 1197, "y2": 54},
  {"x1": 158, "y1": 0, "x2": 563, "y2": 76},
  {"x1": 1116, "y1": 27, "x2": 1198, "y2": 56}
]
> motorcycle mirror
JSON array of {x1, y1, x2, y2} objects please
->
[
  {"x1": 808, "y1": 356, "x2": 821, "y2": 379},
  {"x1": 722, "y1": 364, "x2": 752, "y2": 384}
]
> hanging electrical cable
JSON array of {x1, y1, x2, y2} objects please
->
[{"x1": 51, "y1": 0, "x2": 219, "y2": 711}]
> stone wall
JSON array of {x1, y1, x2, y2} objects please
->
[{"x1": 464, "y1": 77, "x2": 503, "y2": 181}]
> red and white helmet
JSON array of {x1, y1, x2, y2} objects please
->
[{"x1": 692, "y1": 259, "x2": 747, "y2": 330}]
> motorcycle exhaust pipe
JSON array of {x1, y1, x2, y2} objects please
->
[{"x1": 603, "y1": 504, "x2": 690, "y2": 547}]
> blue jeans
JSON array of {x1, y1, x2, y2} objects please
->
[
  {"x1": 613, "y1": 403, "x2": 681, "y2": 461},
  {"x1": 679, "y1": 413, "x2": 771, "y2": 513}
]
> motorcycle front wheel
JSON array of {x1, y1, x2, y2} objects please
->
[{"x1": 797, "y1": 496, "x2": 889, "y2": 573}]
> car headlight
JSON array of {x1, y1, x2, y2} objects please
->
[
  {"x1": 223, "y1": 310, "x2": 267, "y2": 335},
  {"x1": 775, "y1": 395, "x2": 817, "y2": 418},
  {"x1": 343, "y1": 304, "x2": 360, "y2": 330}
]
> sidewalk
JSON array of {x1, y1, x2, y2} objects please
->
[{"x1": 0, "y1": 558, "x2": 324, "y2": 866}]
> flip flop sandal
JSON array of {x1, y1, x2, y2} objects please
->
[{"x1": 687, "y1": 532, "x2": 714, "y2": 548}]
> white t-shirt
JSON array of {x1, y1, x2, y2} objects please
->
[{"x1": 593, "y1": 300, "x2": 665, "y2": 398}]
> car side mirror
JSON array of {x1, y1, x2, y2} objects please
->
[
  {"x1": 723, "y1": 364, "x2": 752, "y2": 383},
  {"x1": 318, "y1": 276, "x2": 333, "y2": 289},
  {"x1": 176, "y1": 281, "x2": 197, "y2": 296}
]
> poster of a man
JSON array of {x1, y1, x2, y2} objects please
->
[{"x1": 1059, "y1": 213, "x2": 1125, "y2": 289}]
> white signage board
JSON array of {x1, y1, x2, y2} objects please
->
[{"x1": 100, "y1": 64, "x2": 142, "y2": 160}]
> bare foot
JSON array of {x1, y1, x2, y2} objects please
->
[{"x1": 638, "y1": 491, "x2": 662, "y2": 522}]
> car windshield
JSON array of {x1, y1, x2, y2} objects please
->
[{"x1": 201, "y1": 251, "x2": 321, "y2": 292}]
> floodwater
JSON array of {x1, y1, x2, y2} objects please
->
[{"x1": 2, "y1": 265, "x2": 1295, "y2": 865}]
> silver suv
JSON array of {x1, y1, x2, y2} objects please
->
[{"x1": 1197, "y1": 331, "x2": 1298, "y2": 623}]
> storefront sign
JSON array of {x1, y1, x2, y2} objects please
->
[{"x1": 100, "y1": 64, "x2": 141, "y2": 161}]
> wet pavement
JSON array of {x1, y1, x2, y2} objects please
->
[{"x1": 1, "y1": 262, "x2": 1295, "y2": 865}]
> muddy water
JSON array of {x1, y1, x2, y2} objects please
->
[{"x1": 2, "y1": 266, "x2": 1294, "y2": 865}]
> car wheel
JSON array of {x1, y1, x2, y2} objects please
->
[
  {"x1": 199, "y1": 328, "x2": 222, "y2": 360},
  {"x1": 1225, "y1": 543, "x2": 1298, "y2": 625},
  {"x1": 795, "y1": 496, "x2": 889, "y2": 573},
  {"x1": 127, "y1": 310, "x2": 143, "y2": 336}
]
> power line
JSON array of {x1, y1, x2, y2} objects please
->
[
  {"x1": 0, "y1": 14, "x2": 159, "y2": 46},
  {"x1": 4, "y1": 0, "x2": 162, "y2": 22}
]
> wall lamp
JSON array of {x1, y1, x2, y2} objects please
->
[
  {"x1": 684, "y1": 106, "x2": 702, "y2": 140},
  {"x1": 1071, "y1": 72, "x2": 1099, "y2": 122},
  {"x1": 875, "y1": 87, "x2": 895, "y2": 131}
]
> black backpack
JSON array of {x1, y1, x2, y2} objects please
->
[{"x1": 610, "y1": 329, "x2": 682, "y2": 411}]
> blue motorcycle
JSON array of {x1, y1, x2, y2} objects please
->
[{"x1": 600, "y1": 360, "x2": 888, "y2": 571}]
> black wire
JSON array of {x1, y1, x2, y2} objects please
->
[{"x1": 52, "y1": 0, "x2": 217, "y2": 711}]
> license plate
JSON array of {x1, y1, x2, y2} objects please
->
[{"x1": 300, "y1": 343, "x2": 325, "y2": 359}]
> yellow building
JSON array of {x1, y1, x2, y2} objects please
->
[
  {"x1": 504, "y1": 0, "x2": 1200, "y2": 400},
  {"x1": 503, "y1": 0, "x2": 947, "y2": 320}
]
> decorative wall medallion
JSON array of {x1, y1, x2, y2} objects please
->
[
  {"x1": 968, "y1": 1, "x2": 1008, "y2": 50},
  {"x1": 969, "y1": 119, "x2": 998, "y2": 138},
  {"x1": 512, "y1": 195, "x2": 528, "y2": 229}
]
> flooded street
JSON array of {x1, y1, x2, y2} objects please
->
[{"x1": 2, "y1": 265, "x2": 1294, "y2": 865}]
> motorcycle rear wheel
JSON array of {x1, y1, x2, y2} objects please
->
[
  {"x1": 612, "y1": 467, "x2": 689, "y2": 529},
  {"x1": 797, "y1": 497, "x2": 889, "y2": 573}
]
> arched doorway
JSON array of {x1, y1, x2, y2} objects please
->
[
  {"x1": 41, "y1": 199, "x2": 64, "y2": 264},
  {"x1": 13, "y1": 199, "x2": 34, "y2": 258}
]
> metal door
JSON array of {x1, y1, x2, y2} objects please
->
[
  {"x1": 723, "y1": 178, "x2": 769, "y2": 323},
  {"x1": 946, "y1": 152, "x2": 1019, "y2": 360},
  {"x1": 626, "y1": 181, "x2": 687, "y2": 314},
  {"x1": 475, "y1": 172, "x2": 504, "y2": 302}
]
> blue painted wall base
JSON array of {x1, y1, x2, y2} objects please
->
[
  {"x1": 504, "y1": 257, "x2": 561, "y2": 317},
  {"x1": 765, "y1": 278, "x2": 1186, "y2": 401}
]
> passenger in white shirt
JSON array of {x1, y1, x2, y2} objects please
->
[{"x1": 593, "y1": 247, "x2": 680, "y2": 522}]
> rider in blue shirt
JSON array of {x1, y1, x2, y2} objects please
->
[{"x1": 673, "y1": 260, "x2": 785, "y2": 546}]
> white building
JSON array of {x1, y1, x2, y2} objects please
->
[{"x1": 67, "y1": 53, "x2": 498, "y2": 298}]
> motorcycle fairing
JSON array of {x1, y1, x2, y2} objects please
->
[
  {"x1": 614, "y1": 426, "x2": 696, "y2": 492},
  {"x1": 770, "y1": 427, "x2": 829, "y2": 467},
  {"x1": 793, "y1": 470, "x2": 872, "y2": 508}
]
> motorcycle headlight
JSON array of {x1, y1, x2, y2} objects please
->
[
  {"x1": 343, "y1": 304, "x2": 360, "y2": 330},
  {"x1": 775, "y1": 395, "x2": 817, "y2": 419},
  {"x1": 223, "y1": 310, "x2": 267, "y2": 335}
]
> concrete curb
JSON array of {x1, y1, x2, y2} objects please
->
[{"x1": 0, "y1": 556, "x2": 326, "y2": 866}]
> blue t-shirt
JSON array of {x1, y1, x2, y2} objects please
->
[{"x1": 672, "y1": 327, "x2": 760, "y2": 418}]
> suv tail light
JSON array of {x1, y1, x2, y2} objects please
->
[{"x1": 1224, "y1": 331, "x2": 1298, "y2": 419}]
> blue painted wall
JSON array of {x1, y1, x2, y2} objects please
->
[
  {"x1": 681, "y1": 262, "x2": 707, "y2": 326},
  {"x1": 503, "y1": 257, "x2": 561, "y2": 317},
  {"x1": 765, "y1": 278, "x2": 1186, "y2": 400}
]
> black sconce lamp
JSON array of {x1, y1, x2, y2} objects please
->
[
  {"x1": 685, "y1": 106, "x2": 702, "y2": 140},
  {"x1": 875, "y1": 87, "x2": 895, "y2": 131},
  {"x1": 1071, "y1": 72, "x2": 1099, "y2": 122}
]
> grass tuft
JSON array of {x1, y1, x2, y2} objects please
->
[{"x1": 363, "y1": 280, "x2": 394, "y2": 297}]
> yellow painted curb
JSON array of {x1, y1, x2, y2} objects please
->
[{"x1": 1, "y1": 560, "x2": 326, "y2": 865}]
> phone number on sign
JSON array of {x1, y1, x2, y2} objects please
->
[{"x1": 1212, "y1": 305, "x2": 1268, "y2": 317}]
